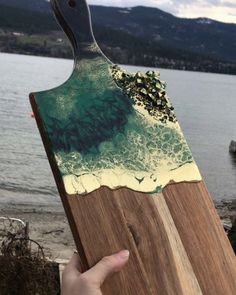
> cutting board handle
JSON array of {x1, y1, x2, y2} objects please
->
[{"x1": 51, "y1": 0, "x2": 105, "y2": 58}]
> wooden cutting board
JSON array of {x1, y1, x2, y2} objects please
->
[{"x1": 30, "y1": 0, "x2": 236, "y2": 294}]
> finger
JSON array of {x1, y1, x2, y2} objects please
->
[
  {"x1": 65, "y1": 253, "x2": 82, "y2": 274},
  {"x1": 85, "y1": 250, "x2": 129, "y2": 286}
]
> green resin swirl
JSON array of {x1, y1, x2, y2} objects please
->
[{"x1": 35, "y1": 56, "x2": 201, "y2": 195}]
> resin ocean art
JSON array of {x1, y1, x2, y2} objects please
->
[{"x1": 32, "y1": 0, "x2": 201, "y2": 195}]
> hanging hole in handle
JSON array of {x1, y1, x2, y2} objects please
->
[{"x1": 68, "y1": 0, "x2": 76, "y2": 8}]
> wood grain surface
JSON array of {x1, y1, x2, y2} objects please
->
[
  {"x1": 66, "y1": 183, "x2": 236, "y2": 295},
  {"x1": 30, "y1": 92, "x2": 236, "y2": 294}
]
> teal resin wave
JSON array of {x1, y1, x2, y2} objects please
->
[
  {"x1": 35, "y1": 54, "x2": 200, "y2": 195},
  {"x1": 33, "y1": 0, "x2": 201, "y2": 195}
]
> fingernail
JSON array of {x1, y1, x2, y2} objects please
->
[{"x1": 118, "y1": 250, "x2": 130, "y2": 259}]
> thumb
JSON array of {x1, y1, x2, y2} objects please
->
[{"x1": 85, "y1": 250, "x2": 130, "y2": 286}]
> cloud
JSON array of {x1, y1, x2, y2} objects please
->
[
  {"x1": 88, "y1": 0, "x2": 236, "y2": 23},
  {"x1": 221, "y1": 1, "x2": 236, "y2": 8},
  {"x1": 174, "y1": 0, "x2": 236, "y2": 23}
]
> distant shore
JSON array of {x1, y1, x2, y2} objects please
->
[
  {"x1": 1, "y1": 47, "x2": 235, "y2": 76},
  {"x1": 1, "y1": 31, "x2": 236, "y2": 76},
  {"x1": 0, "y1": 198, "x2": 235, "y2": 261},
  {"x1": 0, "y1": 2, "x2": 236, "y2": 76}
]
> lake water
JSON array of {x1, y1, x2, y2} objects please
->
[{"x1": 0, "y1": 52, "x2": 236, "y2": 207}]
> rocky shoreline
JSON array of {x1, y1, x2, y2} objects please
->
[
  {"x1": 215, "y1": 199, "x2": 236, "y2": 253},
  {"x1": 214, "y1": 199, "x2": 236, "y2": 224}
]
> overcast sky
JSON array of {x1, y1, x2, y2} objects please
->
[{"x1": 88, "y1": 0, "x2": 236, "y2": 23}]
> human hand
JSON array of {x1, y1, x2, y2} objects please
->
[{"x1": 61, "y1": 250, "x2": 130, "y2": 295}]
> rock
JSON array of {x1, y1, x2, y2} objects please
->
[
  {"x1": 229, "y1": 140, "x2": 236, "y2": 153},
  {"x1": 228, "y1": 218, "x2": 236, "y2": 254}
]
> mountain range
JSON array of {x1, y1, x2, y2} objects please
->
[{"x1": 0, "y1": 0, "x2": 235, "y2": 74}]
